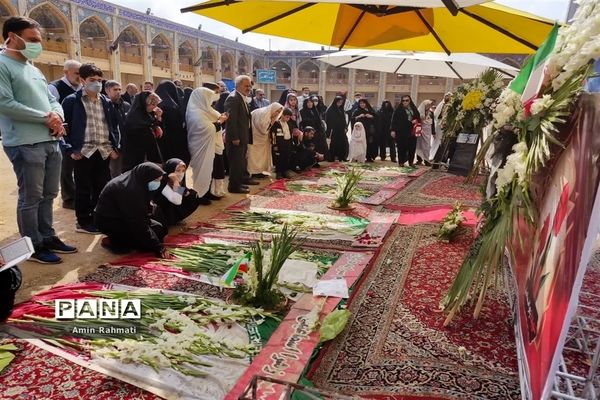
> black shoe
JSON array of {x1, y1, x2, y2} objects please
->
[
  {"x1": 229, "y1": 187, "x2": 250, "y2": 194},
  {"x1": 43, "y1": 236, "x2": 77, "y2": 254},
  {"x1": 62, "y1": 201, "x2": 75, "y2": 210},
  {"x1": 204, "y1": 192, "x2": 222, "y2": 201},
  {"x1": 252, "y1": 173, "x2": 270, "y2": 179},
  {"x1": 30, "y1": 248, "x2": 62, "y2": 264},
  {"x1": 76, "y1": 223, "x2": 100, "y2": 234},
  {"x1": 391, "y1": 158, "x2": 397, "y2": 163},
  {"x1": 198, "y1": 197, "x2": 212, "y2": 205},
  {"x1": 100, "y1": 237, "x2": 131, "y2": 255},
  {"x1": 424, "y1": 161, "x2": 432, "y2": 167},
  {"x1": 243, "y1": 179, "x2": 260, "y2": 185}
]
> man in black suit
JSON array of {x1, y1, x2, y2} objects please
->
[{"x1": 224, "y1": 75, "x2": 258, "y2": 194}]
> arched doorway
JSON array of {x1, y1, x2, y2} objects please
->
[
  {"x1": 297, "y1": 60, "x2": 320, "y2": 85},
  {"x1": 221, "y1": 52, "x2": 235, "y2": 79},
  {"x1": 118, "y1": 26, "x2": 144, "y2": 90},
  {"x1": 178, "y1": 40, "x2": 196, "y2": 88},
  {"x1": 151, "y1": 34, "x2": 172, "y2": 69},
  {"x1": 0, "y1": 1, "x2": 16, "y2": 35},
  {"x1": 238, "y1": 56, "x2": 248, "y2": 75},
  {"x1": 79, "y1": 17, "x2": 111, "y2": 60},
  {"x1": 201, "y1": 48, "x2": 216, "y2": 82}
]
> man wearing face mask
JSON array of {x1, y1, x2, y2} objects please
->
[
  {"x1": 48, "y1": 60, "x2": 81, "y2": 210},
  {"x1": 61, "y1": 64, "x2": 119, "y2": 235},
  {"x1": 0, "y1": 17, "x2": 78, "y2": 264}
]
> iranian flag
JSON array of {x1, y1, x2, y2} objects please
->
[
  {"x1": 509, "y1": 24, "x2": 560, "y2": 103},
  {"x1": 221, "y1": 252, "x2": 251, "y2": 286}
]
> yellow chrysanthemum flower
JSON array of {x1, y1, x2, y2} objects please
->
[{"x1": 462, "y1": 90, "x2": 484, "y2": 111}]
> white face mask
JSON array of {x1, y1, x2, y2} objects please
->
[
  {"x1": 174, "y1": 172, "x2": 185, "y2": 182},
  {"x1": 6, "y1": 34, "x2": 43, "y2": 60}
]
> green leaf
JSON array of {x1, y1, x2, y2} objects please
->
[
  {"x1": 0, "y1": 344, "x2": 18, "y2": 351},
  {"x1": 319, "y1": 309, "x2": 351, "y2": 342}
]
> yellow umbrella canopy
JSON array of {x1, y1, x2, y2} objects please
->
[{"x1": 181, "y1": 0, "x2": 555, "y2": 54}]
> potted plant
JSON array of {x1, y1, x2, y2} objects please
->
[{"x1": 329, "y1": 168, "x2": 363, "y2": 211}]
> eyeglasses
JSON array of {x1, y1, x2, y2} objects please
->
[{"x1": 402, "y1": 99, "x2": 410, "y2": 103}]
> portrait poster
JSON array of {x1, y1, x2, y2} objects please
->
[{"x1": 510, "y1": 94, "x2": 600, "y2": 399}]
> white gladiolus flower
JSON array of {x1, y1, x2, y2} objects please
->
[{"x1": 530, "y1": 95, "x2": 554, "y2": 115}]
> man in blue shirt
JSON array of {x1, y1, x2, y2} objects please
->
[{"x1": 0, "y1": 17, "x2": 77, "y2": 263}]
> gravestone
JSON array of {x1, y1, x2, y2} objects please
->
[{"x1": 448, "y1": 133, "x2": 479, "y2": 176}]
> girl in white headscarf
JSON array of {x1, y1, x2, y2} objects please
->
[
  {"x1": 186, "y1": 87, "x2": 229, "y2": 200},
  {"x1": 416, "y1": 99, "x2": 436, "y2": 166},
  {"x1": 249, "y1": 102, "x2": 284, "y2": 177},
  {"x1": 348, "y1": 121, "x2": 367, "y2": 163}
]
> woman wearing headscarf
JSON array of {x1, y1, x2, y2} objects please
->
[
  {"x1": 186, "y1": 87, "x2": 229, "y2": 202},
  {"x1": 95, "y1": 162, "x2": 169, "y2": 256},
  {"x1": 122, "y1": 91, "x2": 164, "y2": 171},
  {"x1": 300, "y1": 97, "x2": 328, "y2": 157},
  {"x1": 155, "y1": 80, "x2": 190, "y2": 164},
  {"x1": 180, "y1": 87, "x2": 193, "y2": 119},
  {"x1": 377, "y1": 100, "x2": 396, "y2": 162},
  {"x1": 153, "y1": 158, "x2": 202, "y2": 227},
  {"x1": 348, "y1": 122, "x2": 367, "y2": 163},
  {"x1": 325, "y1": 96, "x2": 349, "y2": 162},
  {"x1": 351, "y1": 98, "x2": 378, "y2": 162},
  {"x1": 315, "y1": 96, "x2": 328, "y2": 121},
  {"x1": 249, "y1": 102, "x2": 284, "y2": 177},
  {"x1": 390, "y1": 95, "x2": 421, "y2": 167},
  {"x1": 416, "y1": 99, "x2": 436, "y2": 166}
]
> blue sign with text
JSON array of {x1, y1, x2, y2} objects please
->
[{"x1": 256, "y1": 69, "x2": 277, "y2": 84}]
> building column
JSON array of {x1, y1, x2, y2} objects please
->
[
  {"x1": 215, "y1": 45, "x2": 222, "y2": 81},
  {"x1": 144, "y1": 25, "x2": 153, "y2": 83},
  {"x1": 378, "y1": 71, "x2": 387, "y2": 106},
  {"x1": 318, "y1": 62, "x2": 326, "y2": 96},
  {"x1": 291, "y1": 57, "x2": 298, "y2": 90},
  {"x1": 348, "y1": 68, "x2": 356, "y2": 96},
  {"x1": 172, "y1": 34, "x2": 179, "y2": 81},
  {"x1": 410, "y1": 75, "x2": 419, "y2": 103},
  {"x1": 194, "y1": 38, "x2": 202, "y2": 88},
  {"x1": 17, "y1": 0, "x2": 26, "y2": 15},
  {"x1": 69, "y1": 3, "x2": 80, "y2": 61},
  {"x1": 110, "y1": 15, "x2": 121, "y2": 83},
  {"x1": 445, "y1": 78, "x2": 453, "y2": 93}
]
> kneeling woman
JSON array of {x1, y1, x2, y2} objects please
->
[
  {"x1": 95, "y1": 162, "x2": 169, "y2": 257},
  {"x1": 154, "y1": 158, "x2": 202, "y2": 227}
]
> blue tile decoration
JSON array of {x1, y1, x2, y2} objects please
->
[
  {"x1": 77, "y1": 8, "x2": 113, "y2": 30},
  {"x1": 118, "y1": 18, "x2": 146, "y2": 38},
  {"x1": 71, "y1": 0, "x2": 115, "y2": 13},
  {"x1": 27, "y1": 0, "x2": 71, "y2": 19},
  {"x1": 149, "y1": 27, "x2": 174, "y2": 44}
]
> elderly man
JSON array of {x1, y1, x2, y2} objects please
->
[
  {"x1": 253, "y1": 89, "x2": 270, "y2": 108},
  {"x1": 121, "y1": 83, "x2": 138, "y2": 104},
  {"x1": 105, "y1": 80, "x2": 131, "y2": 177},
  {"x1": 48, "y1": 59, "x2": 82, "y2": 210},
  {"x1": 224, "y1": 75, "x2": 258, "y2": 194},
  {"x1": 143, "y1": 81, "x2": 154, "y2": 91},
  {"x1": 0, "y1": 16, "x2": 77, "y2": 263}
]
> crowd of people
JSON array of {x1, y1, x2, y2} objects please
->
[{"x1": 0, "y1": 16, "x2": 454, "y2": 266}]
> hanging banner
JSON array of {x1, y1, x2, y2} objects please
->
[{"x1": 511, "y1": 94, "x2": 600, "y2": 399}]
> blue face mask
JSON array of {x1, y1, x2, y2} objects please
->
[
  {"x1": 85, "y1": 81, "x2": 102, "y2": 94},
  {"x1": 148, "y1": 180, "x2": 161, "y2": 191},
  {"x1": 6, "y1": 34, "x2": 43, "y2": 60}
]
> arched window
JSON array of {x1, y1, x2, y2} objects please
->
[
  {"x1": 238, "y1": 56, "x2": 248, "y2": 74},
  {"x1": 386, "y1": 73, "x2": 411, "y2": 86},
  {"x1": 151, "y1": 34, "x2": 172, "y2": 69},
  {"x1": 326, "y1": 66, "x2": 347, "y2": 84},
  {"x1": 29, "y1": 3, "x2": 69, "y2": 53},
  {"x1": 201, "y1": 48, "x2": 215, "y2": 74},
  {"x1": 271, "y1": 61, "x2": 291, "y2": 84},
  {"x1": 355, "y1": 69, "x2": 379, "y2": 85},
  {"x1": 297, "y1": 61, "x2": 319, "y2": 84},
  {"x1": 79, "y1": 17, "x2": 111, "y2": 59},
  {"x1": 253, "y1": 60, "x2": 262, "y2": 72},
  {"x1": 0, "y1": 1, "x2": 16, "y2": 34},
  {"x1": 178, "y1": 41, "x2": 195, "y2": 72},
  {"x1": 118, "y1": 27, "x2": 143, "y2": 64},
  {"x1": 221, "y1": 52, "x2": 234, "y2": 78}
]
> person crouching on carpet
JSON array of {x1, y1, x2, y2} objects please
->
[
  {"x1": 348, "y1": 121, "x2": 367, "y2": 163},
  {"x1": 271, "y1": 107, "x2": 296, "y2": 179},
  {"x1": 94, "y1": 162, "x2": 170, "y2": 257},
  {"x1": 153, "y1": 158, "x2": 202, "y2": 228},
  {"x1": 0, "y1": 266, "x2": 22, "y2": 321},
  {"x1": 290, "y1": 126, "x2": 324, "y2": 172}
]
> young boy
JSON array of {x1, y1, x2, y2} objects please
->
[
  {"x1": 62, "y1": 64, "x2": 119, "y2": 234},
  {"x1": 271, "y1": 107, "x2": 295, "y2": 179}
]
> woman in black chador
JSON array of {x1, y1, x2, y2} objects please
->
[
  {"x1": 155, "y1": 80, "x2": 190, "y2": 164},
  {"x1": 325, "y1": 96, "x2": 348, "y2": 162},
  {"x1": 390, "y1": 95, "x2": 420, "y2": 167},
  {"x1": 351, "y1": 98, "x2": 378, "y2": 162},
  {"x1": 300, "y1": 97, "x2": 328, "y2": 157},
  {"x1": 377, "y1": 100, "x2": 396, "y2": 162}
]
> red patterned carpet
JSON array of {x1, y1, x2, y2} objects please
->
[
  {"x1": 0, "y1": 338, "x2": 159, "y2": 399},
  {"x1": 310, "y1": 224, "x2": 520, "y2": 399},
  {"x1": 385, "y1": 171, "x2": 483, "y2": 210}
]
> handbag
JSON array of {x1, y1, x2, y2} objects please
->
[{"x1": 411, "y1": 120, "x2": 422, "y2": 137}]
